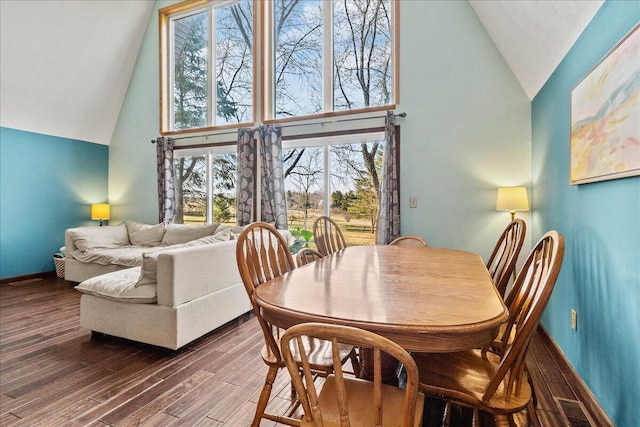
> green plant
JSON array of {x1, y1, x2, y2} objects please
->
[{"x1": 290, "y1": 226, "x2": 313, "y2": 254}]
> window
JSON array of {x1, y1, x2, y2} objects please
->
[
  {"x1": 283, "y1": 132, "x2": 384, "y2": 246},
  {"x1": 173, "y1": 147, "x2": 237, "y2": 225},
  {"x1": 160, "y1": 1, "x2": 397, "y2": 134},
  {"x1": 268, "y1": 0, "x2": 395, "y2": 120},
  {"x1": 161, "y1": 0, "x2": 254, "y2": 133}
]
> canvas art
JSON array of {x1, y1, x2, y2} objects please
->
[{"x1": 570, "y1": 24, "x2": 640, "y2": 185}]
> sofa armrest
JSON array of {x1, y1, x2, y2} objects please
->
[
  {"x1": 65, "y1": 229, "x2": 78, "y2": 257},
  {"x1": 156, "y1": 240, "x2": 242, "y2": 307}
]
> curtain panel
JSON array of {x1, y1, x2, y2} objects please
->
[
  {"x1": 259, "y1": 125, "x2": 288, "y2": 229},
  {"x1": 236, "y1": 127, "x2": 257, "y2": 226},
  {"x1": 156, "y1": 136, "x2": 176, "y2": 224},
  {"x1": 376, "y1": 112, "x2": 400, "y2": 244}
]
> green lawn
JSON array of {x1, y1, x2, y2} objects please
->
[{"x1": 182, "y1": 210, "x2": 377, "y2": 247}]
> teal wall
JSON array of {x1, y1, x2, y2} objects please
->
[
  {"x1": 531, "y1": 3, "x2": 640, "y2": 426},
  {"x1": 0, "y1": 127, "x2": 109, "y2": 279}
]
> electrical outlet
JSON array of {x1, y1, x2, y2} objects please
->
[
  {"x1": 571, "y1": 309, "x2": 577, "y2": 330},
  {"x1": 410, "y1": 197, "x2": 417, "y2": 208}
]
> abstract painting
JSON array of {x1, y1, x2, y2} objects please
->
[{"x1": 570, "y1": 24, "x2": 640, "y2": 185}]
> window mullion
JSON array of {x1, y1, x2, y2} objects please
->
[
  {"x1": 322, "y1": 1, "x2": 333, "y2": 113},
  {"x1": 208, "y1": 6, "x2": 215, "y2": 127},
  {"x1": 206, "y1": 151, "x2": 214, "y2": 224},
  {"x1": 323, "y1": 143, "x2": 330, "y2": 217},
  {"x1": 168, "y1": 19, "x2": 176, "y2": 131}
]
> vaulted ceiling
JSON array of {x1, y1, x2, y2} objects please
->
[{"x1": 0, "y1": 0, "x2": 603, "y2": 145}]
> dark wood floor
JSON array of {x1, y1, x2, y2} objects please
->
[{"x1": 1, "y1": 275, "x2": 610, "y2": 426}]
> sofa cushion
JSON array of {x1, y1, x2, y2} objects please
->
[
  {"x1": 68, "y1": 223, "x2": 130, "y2": 251},
  {"x1": 75, "y1": 267, "x2": 156, "y2": 303},
  {"x1": 126, "y1": 221, "x2": 165, "y2": 246},
  {"x1": 70, "y1": 246, "x2": 149, "y2": 267},
  {"x1": 161, "y1": 223, "x2": 220, "y2": 246},
  {"x1": 137, "y1": 230, "x2": 234, "y2": 286}
]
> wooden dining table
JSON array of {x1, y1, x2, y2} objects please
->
[{"x1": 254, "y1": 245, "x2": 508, "y2": 353}]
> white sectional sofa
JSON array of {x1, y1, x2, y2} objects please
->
[
  {"x1": 65, "y1": 221, "x2": 221, "y2": 283},
  {"x1": 66, "y1": 222, "x2": 290, "y2": 350}
]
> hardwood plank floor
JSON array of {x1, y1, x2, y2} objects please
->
[{"x1": 1, "y1": 275, "x2": 609, "y2": 426}]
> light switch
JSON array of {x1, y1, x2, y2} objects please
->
[{"x1": 410, "y1": 197, "x2": 417, "y2": 208}]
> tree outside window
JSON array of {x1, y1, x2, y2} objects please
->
[{"x1": 284, "y1": 138, "x2": 384, "y2": 246}]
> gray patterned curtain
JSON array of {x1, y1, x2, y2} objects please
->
[
  {"x1": 156, "y1": 137, "x2": 176, "y2": 224},
  {"x1": 259, "y1": 125, "x2": 288, "y2": 229},
  {"x1": 376, "y1": 112, "x2": 400, "y2": 244},
  {"x1": 236, "y1": 127, "x2": 257, "y2": 226}
]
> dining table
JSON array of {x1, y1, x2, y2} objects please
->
[{"x1": 254, "y1": 244, "x2": 508, "y2": 354}]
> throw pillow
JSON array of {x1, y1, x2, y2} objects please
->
[
  {"x1": 126, "y1": 221, "x2": 165, "y2": 246},
  {"x1": 216, "y1": 224, "x2": 248, "y2": 239},
  {"x1": 68, "y1": 223, "x2": 130, "y2": 252},
  {"x1": 161, "y1": 223, "x2": 220, "y2": 246}
]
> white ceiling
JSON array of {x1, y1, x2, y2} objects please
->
[
  {"x1": 469, "y1": 0, "x2": 604, "y2": 100},
  {"x1": 0, "y1": 0, "x2": 603, "y2": 145},
  {"x1": 0, "y1": 1, "x2": 153, "y2": 145}
]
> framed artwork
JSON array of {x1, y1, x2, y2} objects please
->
[{"x1": 570, "y1": 24, "x2": 640, "y2": 185}]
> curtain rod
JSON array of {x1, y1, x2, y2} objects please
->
[
  {"x1": 283, "y1": 111, "x2": 406, "y2": 130},
  {"x1": 151, "y1": 111, "x2": 407, "y2": 143}
]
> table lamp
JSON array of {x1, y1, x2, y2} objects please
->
[
  {"x1": 91, "y1": 203, "x2": 110, "y2": 226},
  {"x1": 496, "y1": 187, "x2": 529, "y2": 221}
]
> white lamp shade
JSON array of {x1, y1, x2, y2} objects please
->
[
  {"x1": 496, "y1": 187, "x2": 529, "y2": 212},
  {"x1": 91, "y1": 203, "x2": 110, "y2": 220}
]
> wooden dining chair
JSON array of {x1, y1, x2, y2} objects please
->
[
  {"x1": 412, "y1": 231, "x2": 564, "y2": 427},
  {"x1": 312, "y1": 216, "x2": 347, "y2": 256},
  {"x1": 281, "y1": 322, "x2": 425, "y2": 427},
  {"x1": 236, "y1": 222, "x2": 357, "y2": 427},
  {"x1": 296, "y1": 247, "x2": 324, "y2": 267},
  {"x1": 389, "y1": 235, "x2": 428, "y2": 247},
  {"x1": 486, "y1": 219, "x2": 526, "y2": 298}
]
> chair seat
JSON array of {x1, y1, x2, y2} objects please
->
[
  {"x1": 261, "y1": 337, "x2": 355, "y2": 371},
  {"x1": 300, "y1": 375, "x2": 425, "y2": 427},
  {"x1": 412, "y1": 349, "x2": 532, "y2": 414}
]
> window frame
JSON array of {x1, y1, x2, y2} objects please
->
[
  {"x1": 282, "y1": 130, "x2": 385, "y2": 218},
  {"x1": 159, "y1": 0, "x2": 258, "y2": 136},
  {"x1": 173, "y1": 144, "x2": 238, "y2": 224},
  {"x1": 263, "y1": 0, "x2": 399, "y2": 124}
]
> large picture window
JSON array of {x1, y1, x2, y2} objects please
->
[
  {"x1": 173, "y1": 147, "x2": 237, "y2": 225},
  {"x1": 269, "y1": 0, "x2": 395, "y2": 120},
  {"x1": 160, "y1": 1, "x2": 397, "y2": 134},
  {"x1": 283, "y1": 132, "x2": 385, "y2": 246},
  {"x1": 161, "y1": 0, "x2": 254, "y2": 133}
]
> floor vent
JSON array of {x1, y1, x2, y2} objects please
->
[
  {"x1": 8, "y1": 278, "x2": 43, "y2": 286},
  {"x1": 556, "y1": 397, "x2": 595, "y2": 427}
]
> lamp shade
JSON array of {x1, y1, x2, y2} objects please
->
[
  {"x1": 496, "y1": 187, "x2": 529, "y2": 212},
  {"x1": 91, "y1": 204, "x2": 110, "y2": 220}
]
